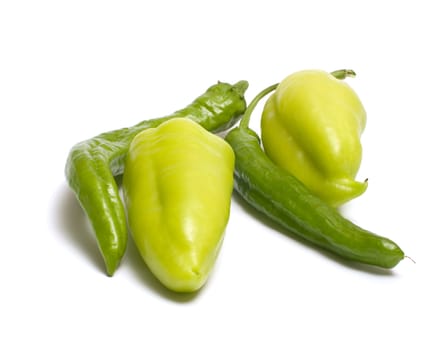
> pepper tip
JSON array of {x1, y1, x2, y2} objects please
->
[{"x1": 233, "y1": 80, "x2": 249, "y2": 95}]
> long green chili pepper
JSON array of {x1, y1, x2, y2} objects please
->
[
  {"x1": 225, "y1": 76, "x2": 404, "y2": 269},
  {"x1": 65, "y1": 81, "x2": 248, "y2": 276}
]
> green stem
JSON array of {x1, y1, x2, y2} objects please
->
[
  {"x1": 239, "y1": 83, "x2": 278, "y2": 130},
  {"x1": 232, "y1": 80, "x2": 249, "y2": 96},
  {"x1": 331, "y1": 69, "x2": 356, "y2": 79}
]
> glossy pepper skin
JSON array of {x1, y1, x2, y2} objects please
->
[
  {"x1": 261, "y1": 69, "x2": 367, "y2": 207},
  {"x1": 65, "y1": 81, "x2": 248, "y2": 276},
  {"x1": 225, "y1": 84, "x2": 404, "y2": 269},
  {"x1": 123, "y1": 118, "x2": 234, "y2": 292}
]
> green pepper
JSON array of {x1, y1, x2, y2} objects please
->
[
  {"x1": 225, "y1": 84, "x2": 404, "y2": 269},
  {"x1": 65, "y1": 81, "x2": 248, "y2": 276},
  {"x1": 123, "y1": 118, "x2": 234, "y2": 292},
  {"x1": 261, "y1": 69, "x2": 367, "y2": 207}
]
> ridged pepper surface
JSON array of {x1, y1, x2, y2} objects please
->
[
  {"x1": 261, "y1": 69, "x2": 367, "y2": 207},
  {"x1": 123, "y1": 118, "x2": 234, "y2": 292}
]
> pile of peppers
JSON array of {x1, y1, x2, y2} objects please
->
[{"x1": 65, "y1": 70, "x2": 405, "y2": 293}]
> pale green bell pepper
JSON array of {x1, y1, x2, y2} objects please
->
[
  {"x1": 123, "y1": 118, "x2": 234, "y2": 293},
  {"x1": 261, "y1": 69, "x2": 368, "y2": 207}
]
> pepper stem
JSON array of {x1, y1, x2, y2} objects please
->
[
  {"x1": 331, "y1": 69, "x2": 356, "y2": 79},
  {"x1": 233, "y1": 80, "x2": 249, "y2": 95},
  {"x1": 239, "y1": 83, "x2": 278, "y2": 130}
]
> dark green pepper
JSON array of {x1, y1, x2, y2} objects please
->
[
  {"x1": 225, "y1": 84, "x2": 404, "y2": 269},
  {"x1": 65, "y1": 81, "x2": 248, "y2": 276}
]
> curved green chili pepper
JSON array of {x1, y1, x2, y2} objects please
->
[
  {"x1": 224, "y1": 83, "x2": 404, "y2": 269},
  {"x1": 65, "y1": 81, "x2": 248, "y2": 276}
]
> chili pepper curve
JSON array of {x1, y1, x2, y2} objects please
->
[
  {"x1": 225, "y1": 72, "x2": 404, "y2": 269},
  {"x1": 65, "y1": 81, "x2": 248, "y2": 276}
]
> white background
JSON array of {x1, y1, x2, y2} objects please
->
[{"x1": 1, "y1": 1, "x2": 441, "y2": 349}]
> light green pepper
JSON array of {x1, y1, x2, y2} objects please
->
[
  {"x1": 261, "y1": 69, "x2": 368, "y2": 207},
  {"x1": 123, "y1": 118, "x2": 234, "y2": 293}
]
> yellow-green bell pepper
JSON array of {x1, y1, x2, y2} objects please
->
[
  {"x1": 261, "y1": 69, "x2": 368, "y2": 207},
  {"x1": 123, "y1": 118, "x2": 234, "y2": 293}
]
